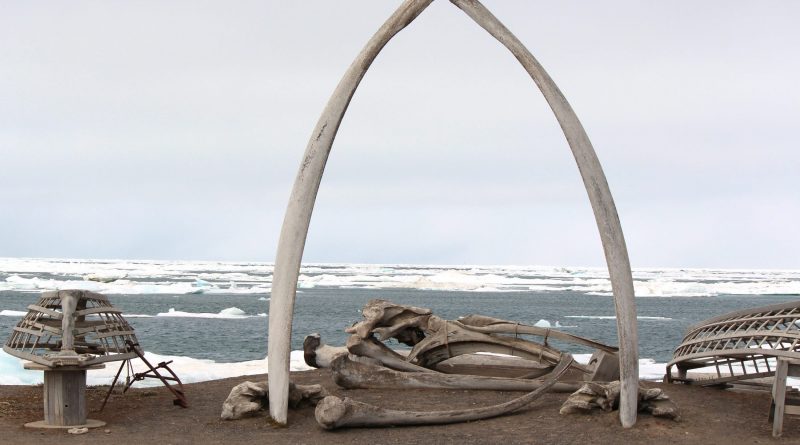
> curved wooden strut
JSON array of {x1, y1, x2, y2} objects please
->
[{"x1": 268, "y1": 0, "x2": 639, "y2": 427}]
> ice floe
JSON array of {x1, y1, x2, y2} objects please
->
[
  {"x1": 1, "y1": 258, "x2": 798, "y2": 297},
  {"x1": 155, "y1": 307, "x2": 263, "y2": 319}
]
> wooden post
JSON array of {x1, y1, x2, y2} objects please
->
[
  {"x1": 771, "y1": 358, "x2": 800, "y2": 437},
  {"x1": 23, "y1": 363, "x2": 106, "y2": 429},
  {"x1": 772, "y1": 359, "x2": 789, "y2": 437},
  {"x1": 45, "y1": 368, "x2": 85, "y2": 426}
]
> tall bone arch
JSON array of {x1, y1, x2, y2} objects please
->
[{"x1": 268, "y1": 0, "x2": 639, "y2": 428}]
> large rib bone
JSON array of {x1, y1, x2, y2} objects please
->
[
  {"x1": 434, "y1": 353, "x2": 554, "y2": 378},
  {"x1": 406, "y1": 316, "x2": 583, "y2": 371},
  {"x1": 456, "y1": 315, "x2": 618, "y2": 353},
  {"x1": 316, "y1": 353, "x2": 573, "y2": 429},
  {"x1": 267, "y1": 0, "x2": 435, "y2": 424},
  {"x1": 412, "y1": 340, "x2": 561, "y2": 377},
  {"x1": 331, "y1": 354, "x2": 580, "y2": 393},
  {"x1": 448, "y1": 0, "x2": 639, "y2": 427}
]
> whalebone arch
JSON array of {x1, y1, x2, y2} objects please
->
[{"x1": 268, "y1": 0, "x2": 639, "y2": 427}]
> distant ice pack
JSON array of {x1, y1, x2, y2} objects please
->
[{"x1": 1, "y1": 257, "x2": 798, "y2": 297}]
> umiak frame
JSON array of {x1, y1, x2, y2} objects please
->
[{"x1": 268, "y1": 0, "x2": 639, "y2": 427}]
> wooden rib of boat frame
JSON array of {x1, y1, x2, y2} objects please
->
[{"x1": 666, "y1": 300, "x2": 800, "y2": 387}]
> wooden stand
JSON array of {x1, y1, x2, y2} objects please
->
[
  {"x1": 23, "y1": 362, "x2": 106, "y2": 429},
  {"x1": 770, "y1": 358, "x2": 800, "y2": 437}
]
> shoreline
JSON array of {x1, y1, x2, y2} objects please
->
[{"x1": 0, "y1": 368, "x2": 794, "y2": 444}]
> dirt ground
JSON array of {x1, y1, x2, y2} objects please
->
[{"x1": 2, "y1": 369, "x2": 800, "y2": 444}]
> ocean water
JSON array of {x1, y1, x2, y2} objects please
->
[{"x1": 1, "y1": 258, "x2": 799, "y2": 385}]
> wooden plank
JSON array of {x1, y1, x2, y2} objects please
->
[
  {"x1": 13, "y1": 326, "x2": 51, "y2": 337},
  {"x1": 668, "y1": 349, "x2": 800, "y2": 370},
  {"x1": 74, "y1": 307, "x2": 122, "y2": 317},
  {"x1": 26, "y1": 305, "x2": 62, "y2": 319},
  {"x1": 676, "y1": 330, "x2": 800, "y2": 349},
  {"x1": 43, "y1": 369, "x2": 88, "y2": 426},
  {"x1": 670, "y1": 370, "x2": 776, "y2": 386},
  {"x1": 683, "y1": 301, "x2": 800, "y2": 335},
  {"x1": 684, "y1": 313, "x2": 800, "y2": 338},
  {"x1": 773, "y1": 359, "x2": 789, "y2": 437},
  {"x1": 94, "y1": 330, "x2": 135, "y2": 339}
]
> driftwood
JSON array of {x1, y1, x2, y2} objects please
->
[
  {"x1": 560, "y1": 381, "x2": 679, "y2": 420},
  {"x1": 221, "y1": 381, "x2": 329, "y2": 420},
  {"x1": 316, "y1": 354, "x2": 573, "y2": 429},
  {"x1": 331, "y1": 354, "x2": 580, "y2": 393},
  {"x1": 268, "y1": 0, "x2": 639, "y2": 427}
]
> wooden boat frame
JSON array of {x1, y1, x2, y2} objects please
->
[{"x1": 666, "y1": 300, "x2": 800, "y2": 386}]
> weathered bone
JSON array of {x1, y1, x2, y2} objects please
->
[
  {"x1": 303, "y1": 333, "x2": 348, "y2": 369},
  {"x1": 560, "y1": 381, "x2": 679, "y2": 420},
  {"x1": 371, "y1": 312, "x2": 430, "y2": 345},
  {"x1": 414, "y1": 342, "x2": 559, "y2": 378},
  {"x1": 456, "y1": 315, "x2": 618, "y2": 353},
  {"x1": 221, "y1": 381, "x2": 329, "y2": 420},
  {"x1": 586, "y1": 350, "x2": 620, "y2": 382},
  {"x1": 316, "y1": 353, "x2": 573, "y2": 429},
  {"x1": 341, "y1": 302, "x2": 599, "y2": 376},
  {"x1": 448, "y1": 0, "x2": 639, "y2": 427},
  {"x1": 342, "y1": 301, "x2": 597, "y2": 378},
  {"x1": 434, "y1": 353, "x2": 553, "y2": 378},
  {"x1": 331, "y1": 354, "x2": 579, "y2": 393},
  {"x1": 270, "y1": 0, "x2": 639, "y2": 426},
  {"x1": 267, "y1": 0, "x2": 435, "y2": 424},
  {"x1": 346, "y1": 334, "x2": 430, "y2": 373},
  {"x1": 346, "y1": 299, "x2": 432, "y2": 341},
  {"x1": 405, "y1": 315, "x2": 579, "y2": 371},
  {"x1": 288, "y1": 383, "x2": 330, "y2": 409},
  {"x1": 222, "y1": 381, "x2": 266, "y2": 420}
]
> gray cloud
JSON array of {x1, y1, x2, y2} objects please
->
[{"x1": 1, "y1": 1, "x2": 798, "y2": 268}]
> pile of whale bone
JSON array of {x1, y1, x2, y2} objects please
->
[{"x1": 304, "y1": 299, "x2": 621, "y2": 429}]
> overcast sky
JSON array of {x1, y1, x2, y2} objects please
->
[{"x1": 1, "y1": 1, "x2": 798, "y2": 269}]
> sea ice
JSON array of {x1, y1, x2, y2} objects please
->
[
  {"x1": 155, "y1": 307, "x2": 255, "y2": 319},
  {"x1": 0, "y1": 349, "x2": 312, "y2": 386}
]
